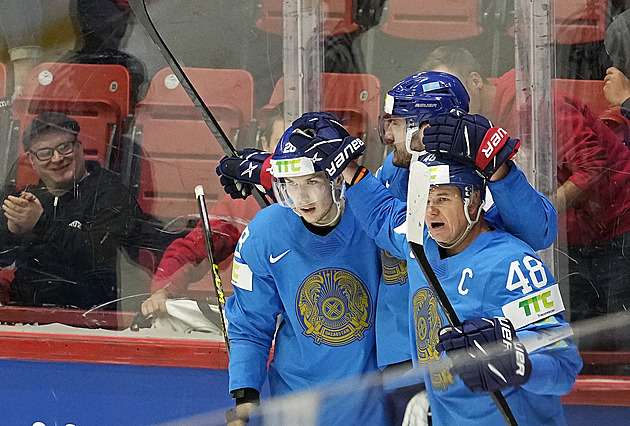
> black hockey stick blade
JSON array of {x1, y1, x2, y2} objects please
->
[
  {"x1": 128, "y1": 0, "x2": 270, "y2": 209},
  {"x1": 195, "y1": 185, "x2": 231, "y2": 356},
  {"x1": 406, "y1": 160, "x2": 518, "y2": 426}
]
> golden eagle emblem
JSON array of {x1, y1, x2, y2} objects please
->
[
  {"x1": 296, "y1": 268, "x2": 373, "y2": 346},
  {"x1": 412, "y1": 287, "x2": 453, "y2": 390},
  {"x1": 381, "y1": 250, "x2": 408, "y2": 285}
]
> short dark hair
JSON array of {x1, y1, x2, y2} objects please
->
[
  {"x1": 22, "y1": 112, "x2": 80, "y2": 151},
  {"x1": 419, "y1": 46, "x2": 485, "y2": 80}
]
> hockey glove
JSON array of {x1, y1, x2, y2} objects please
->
[
  {"x1": 216, "y1": 149, "x2": 273, "y2": 200},
  {"x1": 436, "y1": 317, "x2": 532, "y2": 393},
  {"x1": 423, "y1": 109, "x2": 520, "y2": 179},
  {"x1": 289, "y1": 111, "x2": 366, "y2": 180}
]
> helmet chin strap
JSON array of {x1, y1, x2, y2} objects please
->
[
  {"x1": 405, "y1": 125, "x2": 423, "y2": 155},
  {"x1": 317, "y1": 196, "x2": 345, "y2": 227},
  {"x1": 432, "y1": 198, "x2": 484, "y2": 250}
]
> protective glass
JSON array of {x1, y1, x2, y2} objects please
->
[
  {"x1": 30, "y1": 139, "x2": 78, "y2": 161},
  {"x1": 377, "y1": 113, "x2": 408, "y2": 145},
  {"x1": 272, "y1": 173, "x2": 339, "y2": 210}
]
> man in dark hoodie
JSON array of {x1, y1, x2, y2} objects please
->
[{"x1": 0, "y1": 111, "x2": 142, "y2": 310}]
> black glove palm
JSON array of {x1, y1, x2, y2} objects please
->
[
  {"x1": 216, "y1": 148, "x2": 272, "y2": 200},
  {"x1": 288, "y1": 112, "x2": 365, "y2": 180},
  {"x1": 436, "y1": 317, "x2": 532, "y2": 393},
  {"x1": 423, "y1": 109, "x2": 520, "y2": 179}
]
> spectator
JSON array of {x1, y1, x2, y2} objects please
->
[
  {"x1": 420, "y1": 45, "x2": 630, "y2": 352},
  {"x1": 59, "y1": 0, "x2": 147, "y2": 104},
  {"x1": 602, "y1": 9, "x2": 630, "y2": 147},
  {"x1": 0, "y1": 111, "x2": 143, "y2": 309}
]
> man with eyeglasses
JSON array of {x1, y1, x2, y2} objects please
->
[{"x1": 0, "y1": 111, "x2": 143, "y2": 310}]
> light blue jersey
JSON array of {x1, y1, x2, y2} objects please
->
[
  {"x1": 345, "y1": 164, "x2": 579, "y2": 424},
  {"x1": 227, "y1": 203, "x2": 387, "y2": 426},
  {"x1": 421, "y1": 231, "x2": 582, "y2": 425},
  {"x1": 372, "y1": 157, "x2": 558, "y2": 369},
  {"x1": 374, "y1": 152, "x2": 413, "y2": 368}
]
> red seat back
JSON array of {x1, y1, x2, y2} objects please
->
[
  {"x1": 260, "y1": 73, "x2": 382, "y2": 170},
  {"x1": 11, "y1": 62, "x2": 131, "y2": 188},
  {"x1": 256, "y1": 0, "x2": 358, "y2": 36},
  {"x1": 507, "y1": 0, "x2": 607, "y2": 45},
  {"x1": 382, "y1": 0, "x2": 482, "y2": 40},
  {"x1": 554, "y1": 0, "x2": 607, "y2": 45},
  {"x1": 261, "y1": 73, "x2": 381, "y2": 139},
  {"x1": 134, "y1": 67, "x2": 254, "y2": 218}
]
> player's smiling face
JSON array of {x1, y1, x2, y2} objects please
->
[
  {"x1": 284, "y1": 172, "x2": 338, "y2": 226},
  {"x1": 425, "y1": 186, "x2": 469, "y2": 246}
]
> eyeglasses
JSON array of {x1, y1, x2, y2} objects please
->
[{"x1": 30, "y1": 139, "x2": 78, "y2": 161}]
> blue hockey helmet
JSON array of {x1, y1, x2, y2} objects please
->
[
  {"x1": 269, "y1": 112, "x2": 347, "y2": 216},
  {"x1": 270, "y1": 111, "x2": 350, "y2": 179},
  {"x1": 379, "y1": 72, "x2": 469, "y2": 151},
  {"x1": 420, "y1": 153, "x2": 485, "y2": 202}
]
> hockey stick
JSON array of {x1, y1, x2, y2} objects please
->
[
  {"x1": 195, "y1": 185, "x2": 231, "y2": 356},
  {"x1": 406, "y1": 160, "x2": 518, "y2": 426},
  {"x1": 128, "y1": 0, "x2": 270, "y2": 209}
]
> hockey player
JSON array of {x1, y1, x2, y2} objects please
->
[
  {"x1": 217, "y1": 72, "x2": 557, "y2": 374},
  {"x1": 225, "y1": 112, "x2": 387, "y2": 426},
  {"x1": 340, "y1": 113, "x2": 581, "y2": 424},
  {"x1": 424, "y1": 155, "x2": 582, "y2": 424}
]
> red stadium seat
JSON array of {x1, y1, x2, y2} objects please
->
[
  {"x1": 256, "y1": 0, "x2": 358, "y2": 36},
  {"x1": 259, "y1": 72, "x2": 383, "y2": 170},
  {"x1": 381, "y1": 0, "x2": 483, "y2": 40},
  {"x1": 506, "y1": 0, "x2": 608, "y2": 45},
  {"x1": 553, "y1": 0, "x2": 607, "y2": 45},
  {"x1": 11, "y1": 62, "x2": 132, "y2": 188},
  {"x1": 261, "y1": 73, "x2": 381, "y2": 139},
  {"x1": 132, "y1": 67, "x2": 254, "y2": 218}
]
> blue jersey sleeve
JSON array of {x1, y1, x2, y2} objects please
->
[
  {"x1": 345, "y1": 173, "x2": 409, "y2": 260},
  {"x1": 517, "y1": 316, "x2": 583, "y2": 396},
  {"x1": 226, "y1": 225, "x2": 284, "y2": 393},
  {"x1": 486, "y1": 161, "x2": 558, "y2": 250}
]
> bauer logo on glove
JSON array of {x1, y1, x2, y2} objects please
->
[{"x1": 436, "y1": 317, "x2": 532, "y2": 393}]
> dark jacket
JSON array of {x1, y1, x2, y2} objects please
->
[{"x1": 0, "y1": 161, "x2": 142, "y2": 309}]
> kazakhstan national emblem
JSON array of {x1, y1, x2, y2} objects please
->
[
  {"x1": 412, "y1": 287, "x2": 442, "y2": 363},
  {"x1": 412, "y1": 287, "x2": 454, "y2": 390},
  {"x1": 296, "y1": 268, "x2": 373, "y2": 346},
  {"x1": 381, "y1": 250, "x2": 408, "y2": 285}
]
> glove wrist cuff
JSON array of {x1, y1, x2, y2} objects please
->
[{"x1": 260, "y1": 155, "x2": 273, "y2": 190}]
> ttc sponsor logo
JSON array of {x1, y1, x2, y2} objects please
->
[{"x1": 518, "y1": 290, "x2": 554, "y2": 316}]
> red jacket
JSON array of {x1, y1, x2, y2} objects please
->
[
  {"x1": 600, "y1": 106, "x2": 630, "y2": 149},
  {"x1": 151, "y1": 195, "x2": 261, "y2": 296},
  {"x1": 493, "y1": 69, "x2": 630, "y2": 245}
]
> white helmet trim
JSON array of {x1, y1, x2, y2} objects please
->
[{"x1": 270, "y1": 156, "x2": 316, "y2": 178}]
